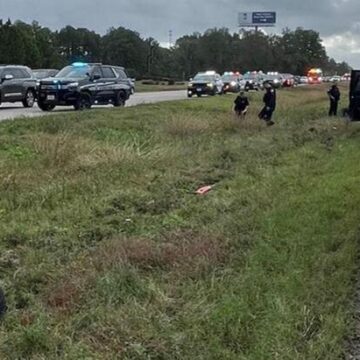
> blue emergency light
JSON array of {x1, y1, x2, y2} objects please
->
[{"x1": 72, "y1": 62, "x2": 88, "y2": 67}]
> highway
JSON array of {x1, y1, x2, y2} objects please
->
[{"x1": 0, "y1": 90, "x2": 188, "y2": 121}]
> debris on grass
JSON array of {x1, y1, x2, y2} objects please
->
[{"x1": 196, "y1": 185, "x2": 213, "y2": 195}]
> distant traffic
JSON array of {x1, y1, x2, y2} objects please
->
[
  {"x1": 0, "y1": 62, "x2": 352, "y2": 116},
  {"x1": 187, "y1": 69, "x2": 350, "y2": 98}
]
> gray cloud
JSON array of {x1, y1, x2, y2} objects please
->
[{"x1": 0, "y1": 0, "x2": 359, "y2": 67}]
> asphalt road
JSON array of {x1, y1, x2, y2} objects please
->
[{"x1": 0, "y1": 90, "x2": 188, "y2": 121}]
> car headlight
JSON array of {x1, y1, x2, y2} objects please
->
[
  {"x1": 188, "y1": 83, "x2": 193, "y2": 87},
  {"x1": 207, "y1": 83, "x2": 214, "y2": 88},
  {"x1": 231, "y1": 81, "x2": 237, "y2": 86},
  {"x1": 274, "y1": 79, "x2": 279, "y2": 83}
]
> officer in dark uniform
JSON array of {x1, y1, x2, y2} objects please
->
[
  {"x1": 327, "y1": 84, "x2": 340, "y2": 116},
  {"x1": 233, "y1": 91, "x2": 249, "y2": 118},
  {"x1": 259, "y1": 82, "x2": 276, "y2": 126}
]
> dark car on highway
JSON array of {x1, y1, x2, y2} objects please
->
[
  {"x1": 187, "y1": 71, "x2": 224, "y2": 97},
  {"x1": 113, "y1": 66, "x2": 135, "y2": 94},
  {"x1": 38, "y1": 62, "x2": 132, "y2": 111},
  {"x1": 240, "y1": 72, "x2": 263, "y2": 91},
  {"x1": 33, "y1": 69, "x2": 59, "y2": 80},
  {"x1": 281, "y1": 73, "x2": 295, "y2": 87},
  {"x1": 33, "y1": 69, "x2": 59, "y2": 93},
  {"x1": 263, "y1": 74, "x2": 283, "y2": 89},
  {"x1": 0, "y1": 65, "x2": 37, "y2": 108},
  {"x1": 222, "y1": 72, "x2": 241, "y2": 93}
]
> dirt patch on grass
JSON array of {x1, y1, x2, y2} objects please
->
[
  {"x1": 95, "y1": 230, "x2": 228, "y2": 277},
  {"x1": 45, "y1": 269, "x2": 90, "y2": 313},
  {"x1": 164, "y1": 114, "x2": 210, "y2": 137},
  {"x1": 44, "y1": 231, "x2": 228, "y2": 314}
]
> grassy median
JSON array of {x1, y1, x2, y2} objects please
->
[
  {"x1": 0, "y1": 84, "x2": 360, "y2": 359},
  {"x1": 135, "y1": 81, "x2": 187, "y2": 92}
]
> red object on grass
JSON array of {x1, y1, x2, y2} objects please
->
[{"x1": 196, "y1": 185, "x2": 213, "y2": 195}]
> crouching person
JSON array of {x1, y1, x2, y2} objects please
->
[{"x1": 233, "y1": 91, "x2": 249, "y2": 118}]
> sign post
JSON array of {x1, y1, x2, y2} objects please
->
[{"x1": 238, "y1": 12, "x2": 276, "y2": 31}]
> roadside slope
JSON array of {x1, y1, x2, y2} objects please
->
[{"x1": 0, "y1": 85, "x2": 359, "y2": 359}]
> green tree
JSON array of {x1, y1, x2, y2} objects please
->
[
  {"x1": 0, "y1": 19, "x2": 26, "y2": 65},
  {"x1": 102, "y1": 27, "x2": 148, "y2": 77},
  {"x1": 276, "y1": 28, "x2": 328, "y2": 74}
]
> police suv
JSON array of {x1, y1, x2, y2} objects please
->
[
  {"x1": 222, "y1": 72, "x2": 241, "y2": 93},
  {"x1": 187, "y1": 71, "x2": 224, "y2": 97},
  {"x1": 37, "y1": 62, "x2": 132, "y2": 111}
]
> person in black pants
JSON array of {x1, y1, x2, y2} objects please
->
[
  {"x1": 233, "y1": 91, "x2": 249, "y2": 118},
  {"x1": 328, "y1": 84, "x2": 340, "y2": 116},
  {"x1": 259, "y1": 82, "x2": 276, "y2": 126}
]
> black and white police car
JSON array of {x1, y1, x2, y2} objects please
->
[{"x1": 37, "y1": 62, "x2": 132, "y2": 111}]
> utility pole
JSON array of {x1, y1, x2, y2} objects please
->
[
  {"x1": 169, "y1": 30, "x2": 173, "y2": 48},
  {"x1": 147, "y1": 40, "x2": 156, "y2": 76}
]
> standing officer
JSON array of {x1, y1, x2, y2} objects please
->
[
  {"x1": 328, "y1": 84, "x2": 341, "y2": 116},
  {"x1": 259, "y1": 82, "x2": 276, "y2": 126}
]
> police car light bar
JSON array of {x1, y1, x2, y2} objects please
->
[{"x1": 72, "y1": 62, "x2": 89, "y2": 67}]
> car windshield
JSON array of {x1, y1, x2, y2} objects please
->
[
  {"x1": 33, "y1": 71, "x2": 52, "y2": 79},
  {"x1": 56, "y1": 65, "x2": 92, "y2": 79},
  {"x1": 33, "y1": 70, "x2": 56, "y2": 79},
  {"x1": 266, "y1": 75, "x2": 281, "y2": 80},
  {"x1": 222, "y1": 75, "x2": 238, "y2": 82},
  {"x1": 243, "y1": 74, "x2": 257, "y2": 80},
  {"x1": 193, "y1": 75, "x2": 214, "y2": 82}
]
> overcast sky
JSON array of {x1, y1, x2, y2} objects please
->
[{"x1": 0, "y1": 0, "x2": 359, "y2": 67}]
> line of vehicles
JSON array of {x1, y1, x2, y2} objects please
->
[
  {"x1": 0, "y1": 63, "x2": 351, "y2": 113},
  {"x1": 187, "y1": 69, "x2": 350, "y2": 98},
  {"x1": 0, "y1": 63, "x2": 135, "y2": 111}
]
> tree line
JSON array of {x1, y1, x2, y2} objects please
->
[{"x1": 0, "y1": 19, "x2": 351, "y2": 80}]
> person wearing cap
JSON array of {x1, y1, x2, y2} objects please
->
[
  {"x1": 233, "y1": 91, "x2": 249, "y2": 118},
  {"x1": 327, "y1": 83, "x2": 341, "y2": 116},
  {"x1": 259, "y1": 82, "x2": 276, "y2": 126}
]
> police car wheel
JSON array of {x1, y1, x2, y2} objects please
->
[
  {"x1": 74, "y1": 94, "x2": 92, "y2": 111},
  {"x1": 0, "y1": 288, "x2": 6, "y2": 318},
  {"x1": 114, "y1": 91, "x2": 126, "y2": 107},
  {"x1": 22, "y1": 90, "x2": 35, "y2": 108},
  {"x1": 38, "y1": 100, "x2": 56, "y2": 112},
  {"x1": 187, "y1": 93, "x2": 192, "y2": 98}
]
